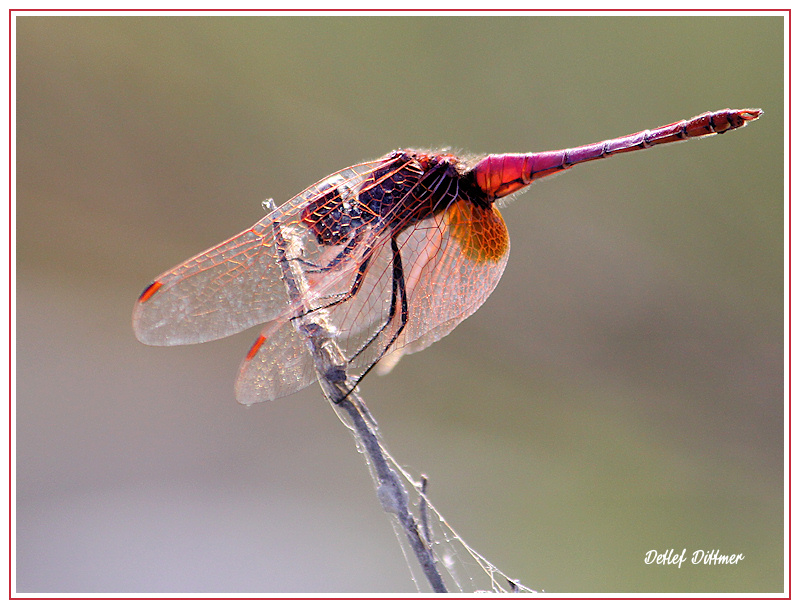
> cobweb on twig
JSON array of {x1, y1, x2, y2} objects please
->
[
  {"x1": 272, "y1": 219, "x2": 536, "y2": 593},
  {"x1": 340, "y1": 408, "x2": 538, "y2": 594},
  {"x1": 397, "y1": 467, "x2": 536, "y2": 593}
]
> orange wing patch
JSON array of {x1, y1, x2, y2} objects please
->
[{"x1": 446, "y1": 199, "x2": 509, "y2": 263}]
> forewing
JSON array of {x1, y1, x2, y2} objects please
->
[
  {"x1": 132, "y1": 158, "x2": 391, "y2": 346},
  {"x1": 133, "y1": 220, "x2": 282, "y2": 346}
]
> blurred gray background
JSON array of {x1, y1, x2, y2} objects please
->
[{"x1": 16, "y1": 15, "x2": 783, "y2": 593}]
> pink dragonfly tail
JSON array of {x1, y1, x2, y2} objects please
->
[{"x1": 471, "y1": 108, "x2": 763, "y2": 201}]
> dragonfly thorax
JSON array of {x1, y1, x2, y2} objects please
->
[{"x1": 301, "y1": 150, "x2": 481, "y2": 246}]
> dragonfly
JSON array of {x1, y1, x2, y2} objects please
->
[{"x1": 133, "y1": 108, "x2": 761, "y2": 405}]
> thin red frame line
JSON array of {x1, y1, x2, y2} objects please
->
[
  {"x1": 4, "y1": 7, "x2": 794, "y2": 11},
  {"x1": 7, "y1": 7, "x2": 10, "y2": 602},
  {"x1": 788, "y1": 7, "x2": 792, "y2": 600},
  {"x1": 7, "y1": 8, "x2": 790, "y2": 600}
]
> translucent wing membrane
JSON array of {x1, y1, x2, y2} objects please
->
[
  {"x1": 392, "y1": 200, "x2": 509, "y2": 356},
  {"x1": 133, "y1": 222, "x2": 281, "y2": 346},
  {"x1": 323, "y1": 201, "x2": 509, "y2": 370},
  {"x1": 234, "y1": 312, "x2": 318, "y2": 403},
  {"x1": 133, "y1": 158, "x2": 391, "y2": 346},
  {"x1": 235, "y1": 198, "x2": 509, "y2": 404}
]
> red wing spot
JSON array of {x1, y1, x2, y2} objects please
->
[
  {"x1": 138, "y1": 281, "x2": 163, "y2": 303},
  {"x1": 246, "y1": 335, "x2": 267, "y2": 361}
]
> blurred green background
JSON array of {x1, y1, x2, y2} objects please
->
[{"x1": 15, "y1": 15, "x2": 783, "y2": 594}]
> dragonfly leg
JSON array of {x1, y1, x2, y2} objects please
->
[
  {"x1": 299, "y1": 233, "x2": 362, "y2": 274},
  {"x1": 335, "y1": 237, "x2": 409, "y2": 402},
  {"x1": 291, "y1": 244, "x2": 374, "y2": 320},
  {"x1": 376, "y1": 237, "x2": 410, "y2": 358}
]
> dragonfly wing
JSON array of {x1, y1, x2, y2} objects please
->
[
  {"x1": 133, "y1": 158, "x2": 392, "y2": 347},
  {"x1": 394, "y1": 198, "x2": 510, "y2": 355},
  {"x1": 319, "y1": 198, "x2": 510, "y2": 374},
  {"x1": 233, "y1": 221, "x2": 394, "y2": 403},
  {"x1": 235, "y1": 315, "x2": 318, "y2": 404},
  {"x1": 350, "y1": 198, "x2": 509, "y2": 374},
  {"x1": 133, "y1": 218, "x2": 287, "y2": 346},
  {"x1": 233, "y1": 219, "x2": 389, "y2": 404}
]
